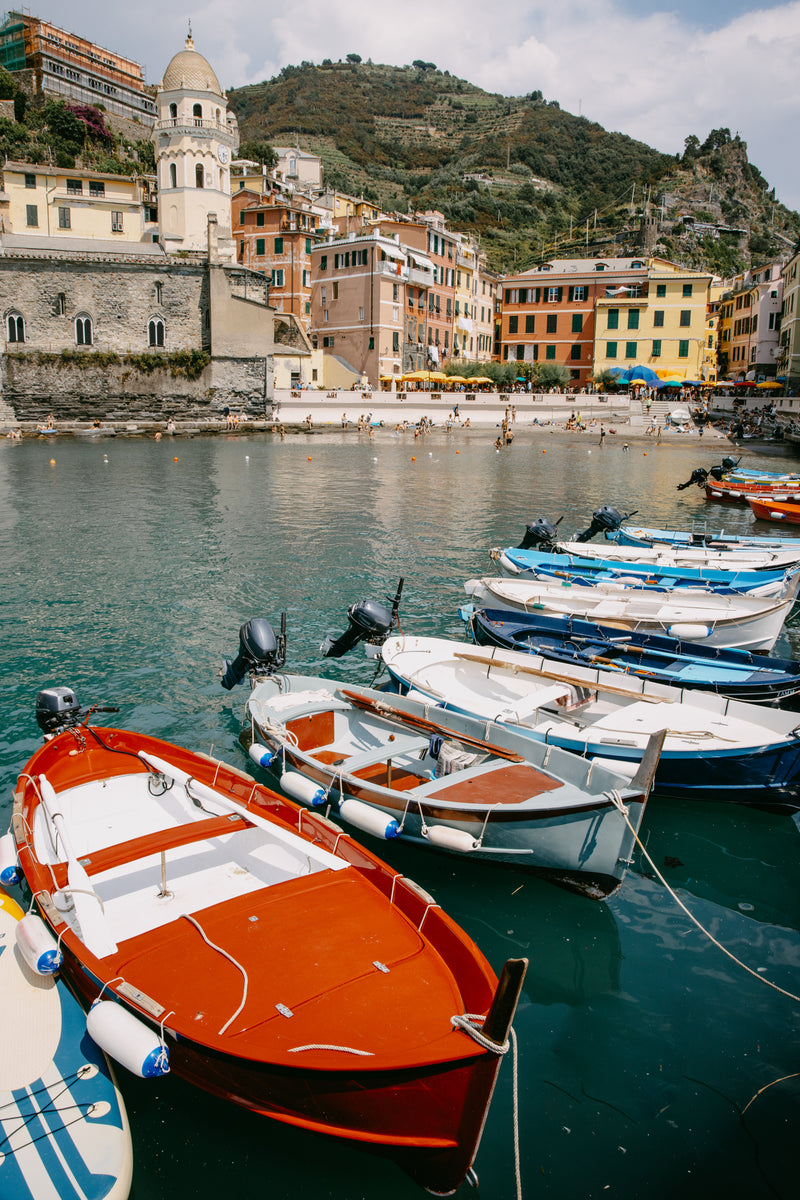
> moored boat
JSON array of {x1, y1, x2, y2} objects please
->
[
  {"x1": 748, "y1": 497, "x2": 800, "y2": 525},
  {"x1": 12, "y1": 688, "x2": 525, "y2": 1195},
  {"x1": 378, "y1": 635, "x2": 800, "y2": 807},
  {"x1": 466, "y1": 607, "x2": 800, "y2": 706},
  {"x1": 706, "y1": 478, "x2": 800, "y2": 504},
  {"x1": 0, "y1": 886, "x2": 133, "y2": 1200},
  {"x1": 463, "y1": 576, "x2": 794, "y2": 652},
  {"x1": 241, "y1": 671, "x2": 663, "y2": 899},
  {"x1": 493, "y1": 546, "x2": 797, "y2": 599}
]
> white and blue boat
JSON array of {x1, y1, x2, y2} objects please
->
[
  {"x1": 493, "y1": 546, "x2": 798, "y2": 599},
  {"x1": 607, "y1": 523, "x2": 800, "y2": 553},
  {"x1": 465, "y1": 607, "x2": 800, "y2": 707},
  {"x1": 0, "y1": 887, "x2": 133, "y2": 1200},
  {"x1": 378, "y1": 634, "x2": 800, "y2": 807}
]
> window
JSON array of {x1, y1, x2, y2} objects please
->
[
  {"x1": 570, "y1": 344, "x2": 581, "y2": 360},
  {"x1": 393, "y1": 331, "x2": 399, "y2": 353},
  {"x1": 547, "y1": 286, "x2": 562, "y2": 302},
  {"x1": 256, "y1": 212, "x2": 265, "y2": 227},
  {"x1": 7, "y1": 312, "x2": 24, "y2": 343},
  {"x1": 75, "y1": 315, "x2": 92, "y2": 346},
  {"x1": 320, "y1": 255, "x2": 327, "y2": 271},
  {"x1": 625, "y1": 341, "x2": 637, "y2": 358},
  {"x1": 508, "y1": 315, "x2": 518, "y2": 334},
  {"x1": 274, "y1": 236, "x2": 283, "y2": 253},
  {"x1": 305, "y1": 238, "x2": 312, "y2": 254},
  {"x1": 516, "y1": 345, "x2": 525, "y2": 360},
  {"x1": 656, "y1": 284, "x2": 666, "y2": 297},
  {"x1": 193, "y1": 103, "x2": 202, "y2": 125},
  {"x1": 546, "y1": 314, "x2": 557, "y2": 333},
  {"x1": 255, "y1": 238, "x2": 265, "y2": 256},
  {"x1": 322, "y1": 335, "x2": 335, "y2": 347},
  {"x1": 679, "y1": 310, "x2": 691, "y2": 327},
  {"x1": 24, "y1": 173, "x2": 36, "y2": 189},
  {"x1": 678, "y1": 340, "x2": 689, "y2": 358},
  {"x1": 332, "y1": 282, "x2": 338, "y2": 299},
  {"x1": 57, "y1": 292, "x2": 66, "y2": 315},
  {"x1": 607, "y1": 308, "x2": 619, "y2": 330},
  {"x1": 26, "y1": 204, "x2": 38, "y2": 227},
  {"x1": 169, "y1": 163, "x2": 177, "y2": 188},
  {"x1": 525, "y1": 314, "x2": 535, "y2": 333},
  {"x1": 89, "y1": 181, "x2": 104, "y2": 197},
  {"x1": 67, "y1": 179, "x2": 82, "y2": 194},
  {"x1": 58, "y1": 207, "x2": 70, "y2": 229},
  {"x1": 571, "y1": 313, "x2": 583, "y2": 333},
  {"x1": 359, "y1": 306, "x2": 364, "y2": 321},
  {"x1": 652, "y1": 339, "x2": 661, "y2": 357},
  {"x1": 272, "y1": 269, "x2": 284, "y2": 287},
  {"x1": 155, "y1": 282, "x2": 163, "y2": 304},
  {"x1": 169, "y1": 102, "x2": 177, "y2": 120},
  {"x1": 571, "y1": 286, "x2": 585, "y2": 301},
  {"x1": 148, "y1": 317, "x2": 164, "y2": 347},
  {"x1": 368, "y1": 336, "x2": 374, "y2": 350},
  {"x1": 682, "y1": 283, "x2": 693, "y2": 296},
  {"x1": 653, "y1": 310, "x2": 664, "y2": 327},
  {"x1": 627, "y1": 309, "x2": 639, "y2": 330},
  {"x1": 545, "y1": 345, "x2": 556, "y2": 360},
  {"x1": 111, "y1": 211, "x2": 123, "y2": 232}
]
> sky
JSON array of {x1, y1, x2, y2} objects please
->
[{"x1": 58, "y1": 1, "x2": 800, "y2": 211}]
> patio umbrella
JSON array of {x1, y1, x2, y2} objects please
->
[
  {"x1": 468, "y1": 376, "x2": 493, "y2": 384},
  {"x1": 446, "y1": 374, "x2": 468, "y2": 383},
  {"x1": 658, "y1": 379, "x2": 683, "y2": 388},
  {"x1": 756, "y1": 381, "x2": 782, "y2": 389}
]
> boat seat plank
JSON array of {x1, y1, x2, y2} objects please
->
[
  {"x1": 71, "y1": 813, "x2": 250, "y2": 877},
  {"x1": 424, "y1": 763, "x2": 563, "y2": 805}
]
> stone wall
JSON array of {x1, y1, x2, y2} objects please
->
[
  {"x1": 0, "y1": 353, "x2": 272, "y2": 423},
  {"x1": 0, "y1": 253, "x2": 207, "y2": 354}
]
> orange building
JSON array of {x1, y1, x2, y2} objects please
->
[{"x1": 232, "y1": 189, "x2": 321, "y2": 328}]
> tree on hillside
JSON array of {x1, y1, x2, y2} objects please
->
[{"x1": 346, "y1": 53, "x2": 362, "y2": 63}]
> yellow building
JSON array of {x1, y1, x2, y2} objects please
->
[
  {"x1": 0, "y1": 161, "x2": 158, "y2": 244},
  {"x1": 593, "y1": 261, "x2": 712, "y2": 379}
]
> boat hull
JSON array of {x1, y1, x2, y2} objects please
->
[
  {"x1": 749, "y1": 497, "x2": 800, "y2": 525},
  {"x1": 13, "y1": 727, "x2": 515, "y2": 1195}
]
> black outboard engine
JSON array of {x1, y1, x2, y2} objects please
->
[
  {"x1": 708, "y1": 456, "x2": 740, "y2": 481},
  {"x1": 676, "y1": 467, "x2": 709, "y2": 491},
  {"x1": 518, "y1": 517, "x2": 560, "y2": 551},
  {"x1": 35, "y1": 687, "x2": 119, "y2": 735},
  {"x1": 221, "y1": 615, "x2": 287, "y2": 690},
  {"x1": 321, "y1": 579, "x2": 404, "y2": 658},
  {"x1": 573, "y1": 506, "x2": 633, "y2": 542}
]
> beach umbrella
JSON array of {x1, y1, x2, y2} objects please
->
[
  {"x1": 468, "y1": 376, "x2": 493, "y2": 384},
  {"x1": 756, "y1": 381, "x2": 782, "y2": 389},
  {"x1": 658, "y1": 379, "x2": 683, "y2": 388}
]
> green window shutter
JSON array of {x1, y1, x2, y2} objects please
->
[
  {"x1": 256, "y1": 238, "x2": 265, "y2": 255},
  {"x1": 571, "y1": 313, "x2": 582, "y2": 333},
  {"x1": 568, "y1": 286, "x2": 574, "y2": 301},
  {"x1": 680, "y1": 310, "x2": 691, "y2": 327},
  {"x1": 556, "y1": 287, "x2": 563, "y2": 301},
  {"x1": 652, "y1": 340, "x2": 661, "y2": 357},
  {"x1": 274, "y1": 237, "x2": 283, "y2": 253},
  {"x1": 608, "y1": 308, "x2": 619, "y2": 329},
  {"x1": 525, "y1": 314, "x2": 535, "y2": 333},
  {"x1": 625, "y1": 341, "x2": 637, "y2": 358},
  {"x1": 628, "y1": 309, "x2": 639, "y2": 329},
  {"x1": 306, "y1": 238, "x2": 311, "y2": 253},
  {"x1": 653, "y1": 310, "x2": 664, "y2": 327},
  {"x1": 607, "y1": 341, "x2": 617, "y2": 358},
  {"x1": 679, "y1": 340, "x2": 689, "y2": 357},
  {"x1": 546, "y1": 345, "x2": 556, "y2": 359}
]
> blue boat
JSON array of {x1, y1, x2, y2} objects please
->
[
  {"x1": 494, "y1": 546, "x2": 798, "y2": 598},
  {"x1": 607, "y1": 523, "x2": 800, "y2": 552},
  {"x1": 466, "y1": 607, "x2": 800, "y2": 707}
]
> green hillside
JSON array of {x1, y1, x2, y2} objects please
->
[{"x1": 229, "y1": 60, "x2": 799, "y2": 275}]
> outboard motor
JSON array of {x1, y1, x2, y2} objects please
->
[
  {"x1": 35, "y1": 687, "x2": 119, "y2": 736},
  {"x1": 221, "y1": 615, "x2": 287, "y2": 690},
  {"x1": 708, "y1": 456, "x2": 740, "y2": 481},
  {"x1": 517, "y1": 517, "x2": 560, "y2": 551},
  {"x1": 573, "y1": 506, "x2": 633, "y2": 542},
  {"x1": 321, "y1": 579, "x2": 404, "y2": 659},
  {"x1": 676, "y1": 467, "x2": 709, "y2": 491}
]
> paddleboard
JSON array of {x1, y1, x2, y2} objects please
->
[{"x1": 0, "y1": 889, "x2": 133, "y2": 1200}]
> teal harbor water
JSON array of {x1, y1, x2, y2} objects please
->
[{"x1": 1, "y1": 428, "x2": 798, "y2": 1199}]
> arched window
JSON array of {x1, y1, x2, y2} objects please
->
[
  {"x1": 148, "y1": 317, "x2": 165, "y2": 347},
  {"x1": 169, "y1": 163, "x2": 177, "y2": 188},
  {"x1": 193, "y1": 103, "x2": 202, "y2": 126},
  {"x1": 169, "y1": 102, "x2": 177, "y2": 120},
  {"x1": 75, "y1": 314, "x2": 93, "y2": 346},
  {"x1": 6, "y1": 312, "x2": 24, "y2": 343},
  {"x1": 195, "y1": 163, "x2": 204, "y2": 189}
]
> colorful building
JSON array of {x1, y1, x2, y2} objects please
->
[
  {"x1": 779, "y1": 252, "x2": 800, "y2": 389},
  {"x1": 232, "y1": 188, "x2": 320, "y2": 328},
  {"x1": 723, "y1": 262, "x2": 784, "y2": 381},
  {"x1": 0, "y1": 161, "x2": 158, "y2": 244}
]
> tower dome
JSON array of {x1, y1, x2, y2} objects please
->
[{"x1": 160, "y1": 35, "x2": 222, "y2": 95}]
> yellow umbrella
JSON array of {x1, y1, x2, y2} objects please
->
[
  {"x1": 428, "y1": 372, "x2": 448, "y2": 381},
  {"x1": 756, "y1": 381, "x2": 782, "y2": 389},
  {"x1": 445, "y1": 374, "x2": 468, "y2": 383},
  {"x1": 402, "y1": 370, "x2": 432, "y2": 381},
  {"x1": 468, "y1": 376, "x2": 493, "y2": 384}
]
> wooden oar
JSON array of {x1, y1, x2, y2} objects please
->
[
  {"x1": 38, "y1": 774, "x2": 118, "y2": 958},
  {"x1": 452, "y1": 649, "x2": 663, "y2": 703},
  {"x1": 339, "y1": 688, "x2": 527, "y2": 761}
]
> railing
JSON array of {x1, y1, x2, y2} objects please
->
[{"x1": 155, "y1": 118, "x2": 228, "y2": 134}]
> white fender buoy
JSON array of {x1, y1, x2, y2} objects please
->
[
  {"x1": 249, "y1": 743, "x2": 279, "y2": 771},
  {"x1": 667, "y1": 624, "x2": 711, "y2": 640},
  {"x1": 87, "y1": 1000, "x2": 169, "y2": 1078},
  {"x1": 424, "y1": 825, "x2": 478, "y2": 853},
  {"x1": 339, "y1": 798, "x2": 400, "y2": 839},
  {"x1": 15, "y1": 913, "x2": 63, "y2": 974},
  {"x1": 280, "y1": 770, "x2": 326, "y2": 807},
  {"x1": 0, "y1": 830, "x2": 20, "y2": 885}
]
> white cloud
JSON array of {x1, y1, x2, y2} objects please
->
[{"x1": 60, "y1": 2, "x2": 800, "y2": 209}]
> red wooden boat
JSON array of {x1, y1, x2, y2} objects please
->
[
  {"x1": 749, "y1": 496, "x2": 800, "y2": 525},
  {"x1": 706, "y1": 479, "x2": 800, "y2": 504},
  {"x1": 12, "y1": 701, "x2": 526, "y2": 1195}
]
